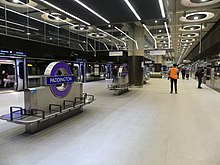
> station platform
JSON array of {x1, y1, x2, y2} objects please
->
[{"x1": 0, "y1": 78, "x2": 220, "y2": 165}]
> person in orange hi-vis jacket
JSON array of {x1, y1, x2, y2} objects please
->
[{"x1": 168, "y1": 64, "x2": 179, "y2": 94}]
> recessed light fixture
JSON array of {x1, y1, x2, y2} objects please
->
[
  {"x1": 180, "y1": 11, "x2": 214, "y2": 22},
  {"x1": 180, "y1": 25, "x2": 205, "y2": 31},
  {"x1": 4, "y1": 0, "x2": 37, "y2": 7},
  {"x1": 159, "y1": 30, "x2": 162, "y2": 32},
  {"x1": 181, "y1": 0, "x2": 219, "y2": 7},
  {"x1": 12, "y1": 0, "x2": 19, "y2": 3},
  {"x1": 193, "y1": 16, "x2": 199, "y2": 20},
  {"x1": 26, "y1": 32, "x2": 31, "y2": 35},
  {"x1": 155, "y1": 20, "x2": 158, "y2": 23}
]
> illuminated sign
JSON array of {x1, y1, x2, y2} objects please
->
[
  {"x1": 46, "y1": 76, "x2": 74, "y2": 85},
  {"x1": 0, "y1": 49, "x2": 26, "y2": 56},
  {"x1": 44, "y1": 61, "x2": 74, "y2": 98},
  {"x1": 149, "y1": 50, "x2": 166, "y2": 56},
  {"x1": 109, "y1": 51, "x2": 123, "y2": 56}
]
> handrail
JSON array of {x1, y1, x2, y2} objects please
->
[
  {"x1": 31, "y1": 109, "x2": 45, "y2": 119},
  {"x1": 9, "y1": 106, "x2": 24, "y2": 121},
  {"x1": 63, "y1": 100, "x2": 75, "y2": 109},
  {"x1": 49, "y1": 104, "x2": 62, "y2": 113}
]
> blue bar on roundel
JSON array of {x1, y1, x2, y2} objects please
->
[{"x1": 46, "y1": 76, "x2": 75, "y2": 85}]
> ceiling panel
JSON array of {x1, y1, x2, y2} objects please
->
[{"x1": 41, "y1": 0, "x2": 163, "y2": 25}]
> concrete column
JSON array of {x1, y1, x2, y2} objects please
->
[{"x1": 128, "y1": 25, "x2": 144, "y2": 86}]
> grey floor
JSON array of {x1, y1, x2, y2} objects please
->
[{"x1": 0, "y1": 78, "x2": 220, "y2": 165}]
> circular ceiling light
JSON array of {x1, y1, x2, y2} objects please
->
[
  {"x1": 191, "y1": 0, "x2": 212, "y2": 3},
  {"x1": 181, "y1": 0, "x2": 219, "y2": 7},
  {"x1": 180, "y1": 12, "x2": 214, "y2": 22},
  {"x1": 181, "y1": 38, "x2": 195, "y2": 43},
  {"x1": 6, "y1": 0, "x2": 29, "y2": 3},
  {"x1": 179, "y1": 25, "x2": 205, "y2": 31},
  {"x1": 181, "y1": 43, "x2": 193, "y2": 46},
  {"x1": 69, "y1": 24, "x2": 93, "y2": 32},
  {"x1": 155, "y1": 35, "x2": 168, "y2": 39},
  {"x1": 121, "y1": 37, "x2": 129, "y2": 41},
  {"x1": 48, "y1": 13, "x2": 67, "y2": 21},
  {"x1": 157, "y1": 40, "x2": 168, "y2": 43},
  {"x1": 181, "y1": 33, "x2": 199, "y2": 37},
  {"x1": 88, "y1": 32, "x2": 107, "y2": 38},
  {"x1": 41, "y1": 13, "x2": 72, "y2": 23},
  {"x1": 0, "y1": 0, "x2": 37, "y2": 7}
]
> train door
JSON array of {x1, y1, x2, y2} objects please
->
[
  {"x1": 80, "y1": 62, "x2": 86, "y2": 82},
  {"x1": 105, "y1": 64, "x2": 112, "y2": 79},
  {"x1": 73, "y1": 62, "x2": 86, "y2": 83},
  {"x1": 15, "y1": 58, "x2": 27, "y2": 91},
  {"x1": 0, "y1": 57, "x2": 26, "y2": 92}
]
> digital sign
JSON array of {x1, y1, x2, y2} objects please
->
[{"x1": 0, "y1": 49, "x2": 26, "y2": 57}]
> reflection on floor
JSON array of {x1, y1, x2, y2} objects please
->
[
  {"x1": 0, "y1": 78, "x2": 220, "y2": 165},
  {"x1": 0, "y1": 87, "x2": 15, "y2": 94}
]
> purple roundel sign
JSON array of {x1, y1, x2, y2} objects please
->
[{"x1": 44, "y1": 61, "x2": 74, "y2": 98}]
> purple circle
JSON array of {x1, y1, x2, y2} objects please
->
[{"x1": 50, "y1": 62, "x2": 72, "y2": 98}]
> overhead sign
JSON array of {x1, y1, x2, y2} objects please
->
[
  {"x1": 109, "y1": 51, "x2": 123, "y2": 56},
  {"x1": 0, "y1": 49, "x2": 26, "y2": 57},
  {"x1": 149, "y1": 50, "x2": 166, "y2": 56}
]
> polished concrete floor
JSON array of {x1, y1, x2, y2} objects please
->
[{"x1": 0, "y1": 78, "x2": 220, "y2": 165}]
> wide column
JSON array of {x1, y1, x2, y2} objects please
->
[{"x1": 128, "y1": 25, "x2": 145, "y2": 86}]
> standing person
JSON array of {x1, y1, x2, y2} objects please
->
[
  {"x1": 185, "y1": 68, "x2": 190, "y2": 80},
  {"x1": 0, "y1": 70, "x2": 7, "y2": 87},
  {"x1": 181, "y1": 67, "x2": 186, "y2": 79},
  {"x1": 196, "y1": 68, "x2": 204, "y2": 89},
  {"x1": 112, "y1": 65, "x2": 118, "y2": 82},
  {"x1": 168, "y1": 64, "x2": 179, "y2": 94}
]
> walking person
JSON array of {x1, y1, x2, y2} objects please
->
[{"x1": 168, "y1": 64, "x2": 179, "y2": 94}]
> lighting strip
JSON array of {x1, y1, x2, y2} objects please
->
[
  {"x1": 103, "y1": 43, "x2": 109, "y2": 51},
  {"x1": 97, "y1": 28, "x2": 126, "y2": 46},
  {"x1": 74, "y1": 0, "x2": 110, "y2": 24},
  {"x1": 78, "y1": 44, "x2": 85, "y2": 51},
  {"x1": 115, "y1": 26, "x2": 139, "y2": 49},
  {"x1": 88, "y1": 43, "x2": 95, "y2": 51},
  {"x1": 158, "y1": 0, "x2": 165, "y2": 18},
  {"x1": 40, "y1": 0, "x2": 90, "y2": 25},
  {"x1": 0, "y1": 24, "x2": 25, "y2": 32},
  {"x1": 164, "y1": 22, "x2": 170, "y2": 48},
  {"x1": 143, "y1": 24, "x2": 157, "y2": 49},
  {"x1": 115, "y1": 43, "x2": 119, "y2": 50},
  {"x1": 124, "y1": 0, "x2": 141, "y2": 20}
]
